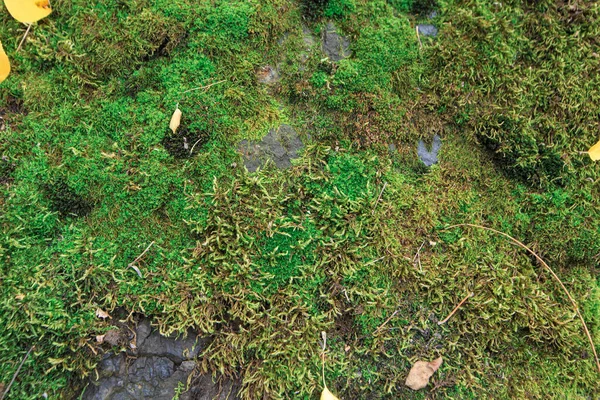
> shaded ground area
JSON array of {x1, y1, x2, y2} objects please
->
[{"x1": 238, "y1": 124, "x2": 304, "y2": 172}]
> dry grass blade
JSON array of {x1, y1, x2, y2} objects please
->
[{"x1": 444, "y1": 223, "x2": 600, "y2": 374}]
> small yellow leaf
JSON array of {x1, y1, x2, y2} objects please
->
[
  {"x1": 169, "y1": 106, "x2": 182, "y2": 133},
  {"x1": 321, "y1": 387, "x2": 339, "y2": 400},
  {"x1": 0, "y1": 41, "x2": 10, "y2": 83},
  {"x1": 95, "y1": 308, "x2": 110, "y2": 319},
  {"x1": 588, "y1": 139, "x2": 600, "y2": 161},
  {"x1": 4, "y1": 0, "x2": 52, "y2": 24}
]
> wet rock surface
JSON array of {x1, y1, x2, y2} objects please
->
[
  {"x1": 238, "y1": 125, "x2": 304, "y2": 172},
  {"x1": 417, "y1": 135, "x2": 442, "y2": 167},
  {"x1": 83, "y1": 319, "x2": 239, "y2": 400},
  {"x1": 417, "y1": 24, "x2": 438, "y2": 37},
  {"x1": 322, "y1": 22, "x2": 351, "y2": 61}
]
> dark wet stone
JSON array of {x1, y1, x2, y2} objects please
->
[
  {"x1": 238, "y1": 125, "x2": 304, "y2": 172},
  {"x1": 417, "y1": 24, "x2": 438, "y2": 37},
  {"x1": 82, "y1": 318, "x2": 238, "y2": 400},
  {"x1": 417, "y1": 135, "x2": 442, "y2": 167},
  {"x1": 322, "y1": 22, "x2": 351, "y2": 61}
]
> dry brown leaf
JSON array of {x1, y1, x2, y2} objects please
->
[
  {"x1": 15, "y1": 294, "x2": 25, "y2": 300},
  {"x1": 96, "y1": 334, "x2": 106, "y2": 344},
  {"x1": 405, "y1": 356, "x2": 443, "y2": 390},
  {"x1": 95, "y1": 308, "x2": 110, "y2": 319},
  {"x1": 103, "y1": 330, "x2": 121, "y2": 346},
  {"x1": 169, "y1": 106, "x2": 182, "y2": 133}
]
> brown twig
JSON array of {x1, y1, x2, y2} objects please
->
[
  {"x1": 129, "y1": 241, "x2": 154, "y2": 266},
  {"x1": 438, "y1": 292, "x2": 474, "y2": 325},
  {"x1": 181, "y1": 79, "x2": 226, "y2": 95},
  {"x1": 444, "y1": 223, "x2": 600, "y2": 374},
  {"x1": 413, "y1": 240, "x2": 426, "y2": 272},
  {"x1": 16, "y1": 24, "x2": 32, "y2": 52},
  {"x1": 373, "y1": 309, "x2": 399, "y2": 336},
  {"x1": 1, "y1": 345, "x2": 35, "y2": 400},
  {"x1": 128, "y1": 241, "x2": 154, "y2": 278},
  {"x1": 372, "y1": 182, "x2": 387, "y2": 215}
]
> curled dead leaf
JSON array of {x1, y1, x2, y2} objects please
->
[
  {"x1": 588, "y1": 139, "x2": 600, "y2": 161},
  {"x1": 95, "y1": 308, "x2": 110, "y2": 319},
  {"x1": 96, "y1": 334, "x2": 106, "y2": 344},
  {"x1": 405, "y1": 356, "x2": 443, "y2": 390},
  {"x1": 4, "y1": 0, "x2": 52, "y2": 24},
  {"x1": 169, "y1": 106, "x2": 182, "y2": 133}
]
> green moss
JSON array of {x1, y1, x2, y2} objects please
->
[{"x1": 1, "y1": 0, "x2": 599, "y2": 398}]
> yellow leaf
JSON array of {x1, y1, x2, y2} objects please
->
[
  {"x1": 170, "y1": 106, "x2": 182, "y2": 133},
  {"x1": 4, "y1": 0, "x2": 52, "y2": 24},
  {"x1": 321, "y1": 387, "x2": 339, "y2": 400},
  {"x1": 0, "y1": 41, "x2": 10, "y2": 83},
  {"x1": 588, "y1": 139, "x2": 600, "y2": 161}
]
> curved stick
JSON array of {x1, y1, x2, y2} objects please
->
[{"x1": 444, "y1": 223, "x2": 600, "y2": 374}]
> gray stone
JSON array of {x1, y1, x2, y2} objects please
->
[
  {"x1": 136, "y1": 322, "x2": 202, "y2": 363},
  {"x1": 417, "y1": 135, "x2": 442, "y2": 167},
  {"x1": 417, "y1": 24, "x2": 438, "y2": 37},
  {"x1": 256, "y1": 65, "x2": 280, "y2": 85},
  {"x1": 238, "y1": 125, "x2": 304, "y2": 172},
  {"x1": 82, "y1": 318, "x2": 237, "y2": 400},
  {"x1": 181, "y1": 374, "x2": 242, "y2": 400},
  {"x1": 322, "y1": 22, "x2": 351, "y2": 61}
]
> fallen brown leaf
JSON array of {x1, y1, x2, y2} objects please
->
[
  {"x1": 95, "y1": 308, "x2": 110, "y2": 319},
  {"x1": 405, "y1": 356, "x2": 443, "y2": 390}
]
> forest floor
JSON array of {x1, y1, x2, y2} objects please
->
[{"x1": 1, "y1": 0, "x2": 599, "y2": 399}]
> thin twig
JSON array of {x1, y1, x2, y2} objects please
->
[
  {"x1": 438, "y1": 292, "x2": 474, "y2": 325},
  {"x1": 129, "y1": 241, "x2": 154, "y2": 266},
  {"x1": 320, "y1": 331, "x2": 327, "y2": 389},
  {"x1": 1, "y1": 345, "x2": 35, "y2": 400},
  {"x1": 127, "y1": 241, "x2": 154, "y2": 278},
  {"x1": 373, "y1": 310, "x2": 399, "y2": 336},
  {"x1": 413, "y1": 240, "x2": 426, "y2": 273},
  {"x1": 372, "y1": 182, "x2": 387, "y2": 215},
  {"x1": 413, "y1": 241, "x2": 426, "y2": 263},
  {"x1": 189, "y1": 137, "x2": 205, "y2": 155},
  {"x1": 181, "y1": 80, "x2": 226, "y2": 95},
  {"x1": 16, "y1": 24, "x2": 32, "y2": 52},
  {"x1": 416, "y1": 26, "x2": 423, "y2": 50},
  {"x1": 444, "y1": 223, "x2": 600, "y2": 374}
]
